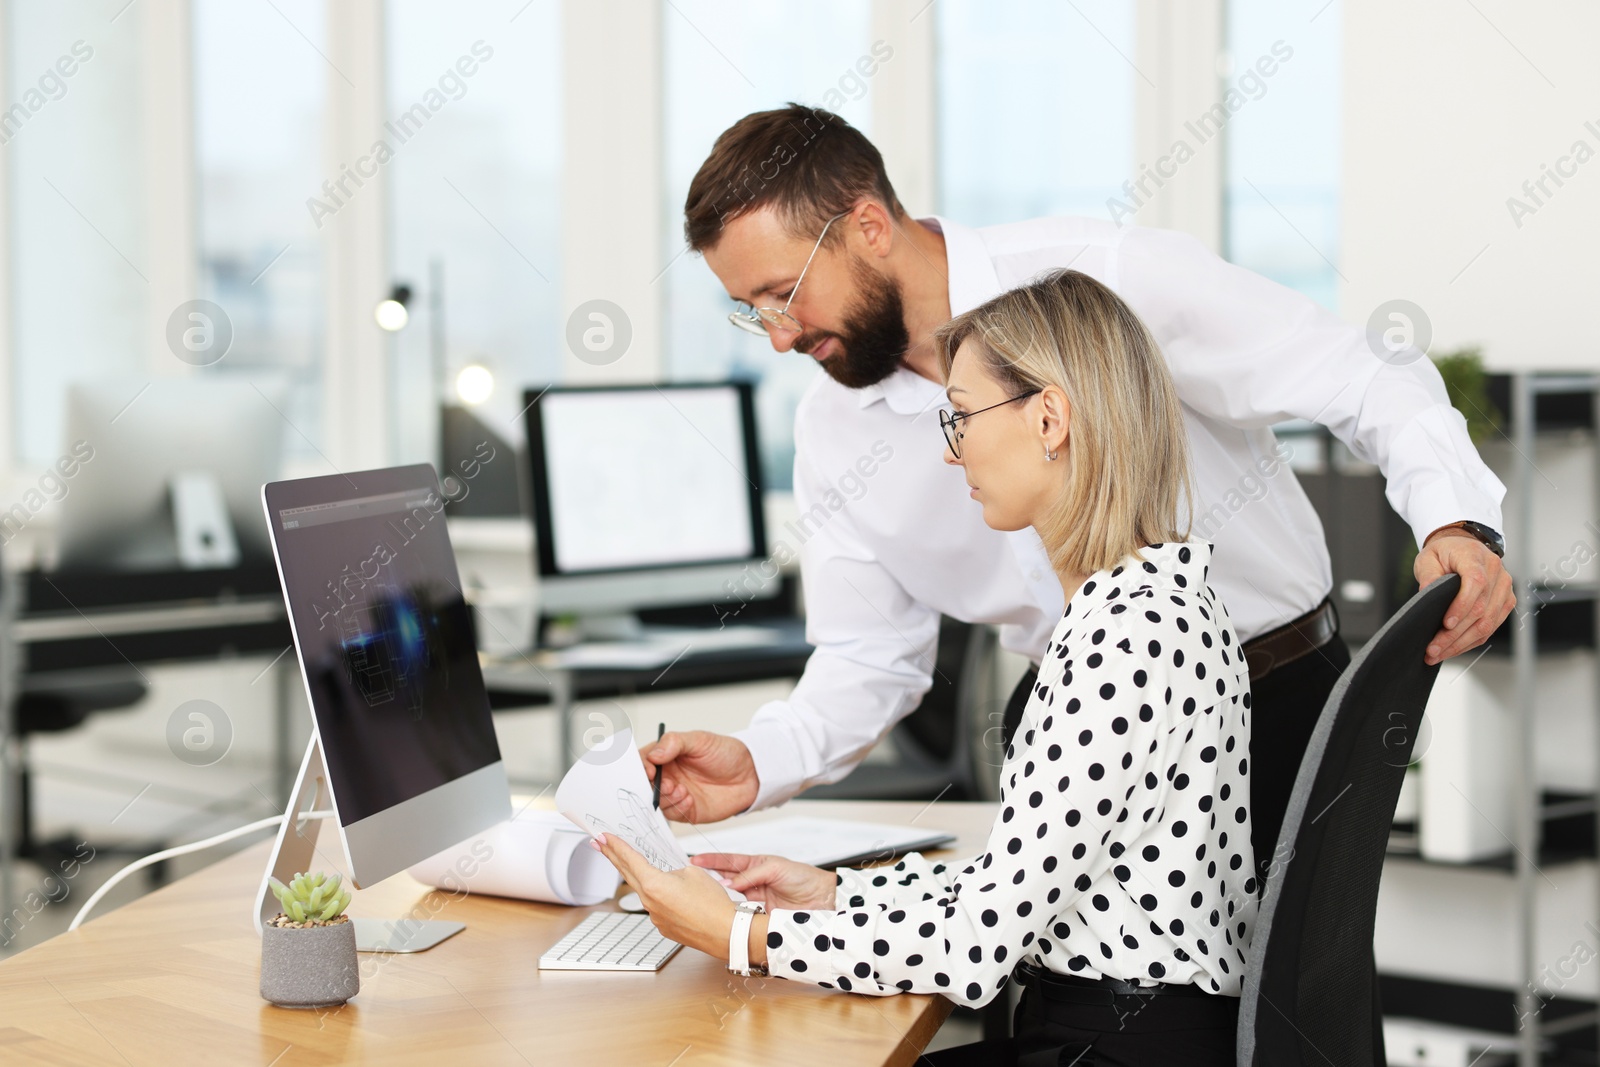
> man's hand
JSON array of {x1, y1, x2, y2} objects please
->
[
  {"x1": 1415, "y1": 528, "x2": 1515, "y2": 665},
  {"x1": 690, "y1": 852, "x2": 835, "y2": 910},
  {"x1": 639, "y1": 730, "x2": 759, "y2": 824}
]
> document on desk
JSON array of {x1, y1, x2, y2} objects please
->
[
  {"x1": 681, "y1": 817, "x2": 957, "y2": 869},
  {"x1": 556, "y1": 727, "x2": 692, "y2": 872}
]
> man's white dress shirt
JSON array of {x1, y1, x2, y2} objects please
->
[{"x1": 734, "y1": 214, "x2": 1506, "y2": 810}]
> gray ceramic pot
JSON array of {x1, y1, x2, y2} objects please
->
[{"x1": 260, "y1": 919, "x2": 360, "y2": 1009}]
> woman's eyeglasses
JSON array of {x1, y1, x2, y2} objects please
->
[{"x1": 939, "y1": 390, "x2": 1041, "y2": 458}]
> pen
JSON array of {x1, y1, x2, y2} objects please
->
[{"x1": 651, "y1": 722, "x2": 665, "y2": 810}]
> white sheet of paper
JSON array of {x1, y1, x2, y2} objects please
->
[{"x1": 556, "y1": 728, "x2": 692, "y2": 872}]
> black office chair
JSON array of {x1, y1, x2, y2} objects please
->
[
  {"x1": 805, "y1": 615, "x2": 998, "y2": 802},
  {"x1": 13, "y1": 667, "x2": 148, "y2": 864},
  {"x1": 0, "y1": 553, "x2": 150, "y2": 866},
  {"x1": 1237, "y1": 574, "x2": 1459, "y2": 1067}
]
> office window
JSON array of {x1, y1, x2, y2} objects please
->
[
  {"x1": 10, "y1": 5, "x2": 146, "y2": 463},
  {"x1": 387, "y1": 0, "x2": 562, "y2": 466},
  {"x1": 193, "y1": 0, "x2": 327, "y2": 457},
  {"x1": 937, "y1": 0, "x2": 1135, "y2": 227},
  {"x1": 662, "y1": 0, "x2": 876, "y2": 491},
  {"x1": 1223, "y1": 0, "x2": 1341, "y2": 309}
]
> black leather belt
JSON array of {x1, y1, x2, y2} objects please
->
[
  {"x1": 1241, "y1": 596, "x2": 1339, "y2": 681},
  {"x1": 1015, "y1": 962, "x2": 1215, "y2": 1004}
]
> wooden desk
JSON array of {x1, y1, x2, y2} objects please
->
[{"x1": 0, "y1": 799, "x2": 996, "y2": 1065}]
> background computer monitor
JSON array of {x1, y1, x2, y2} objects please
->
[
  {"x1": 523, "y1": 382, "x2": 777, "y2": 632},
  {"x1": 58, "y1": 378, "x2": 286, "y2": 570},
  {"x1": 261, "y1": 463, "x2": 510, "y2": 897},
  {"x1": 439, "y1": 403, "x2": 525, "y2": 518}
]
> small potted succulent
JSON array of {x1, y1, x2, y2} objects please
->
[{"x1": 260, "y1": 871, "x2": 359, "y2": 1009}]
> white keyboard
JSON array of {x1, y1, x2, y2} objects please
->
[
  {"x1": 538, "y1": 912, "x2": 682, "y2": 971},
  {"x1": 545, "y1": 626, "x2": 784, "y2": 669}
]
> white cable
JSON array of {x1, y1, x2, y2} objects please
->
[{"x1": 68, "y1": 810, "x2": 336, "y2": 932}]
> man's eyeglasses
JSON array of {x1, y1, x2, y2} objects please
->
[
  {"x1": 728, "y1": 210, "x2": 850, "y2": 336},
  {"x1": 940, "y1": 390, "x2": 1042, "y2": 458}
]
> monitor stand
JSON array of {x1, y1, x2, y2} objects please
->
[
  {"x1": 170, "y1": 470, "x2": 240, "y2": 569},
  {"x1": 254, "y1": 736, "x2": 466, "y2": 953}
]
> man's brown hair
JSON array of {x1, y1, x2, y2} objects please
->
[{"x1": 683, "y1": 103, "x2": 904, "y2": 252}]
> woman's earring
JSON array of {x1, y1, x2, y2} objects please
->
[{"x1": 1045, "y1": 448, "x2": 1057, "y2": 462}]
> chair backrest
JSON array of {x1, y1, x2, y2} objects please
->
[
  {"x1": 803, "y1": 616, "x2": 996, "y2": 802},
  {"x1": 1237, "y1": 574, "x2": 1459, "y2": 1067}
]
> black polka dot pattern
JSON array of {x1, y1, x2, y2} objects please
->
[{"x1": 763, "y1": 543, "x2": 1255, "y2": 1007}]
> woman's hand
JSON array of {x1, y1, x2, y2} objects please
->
[
  {"x1": 691, "y1": 852, "x2": 835, "y2": 911},
  {"x1": 594, "y1": 833, "x2": 737, "y2": 959}
]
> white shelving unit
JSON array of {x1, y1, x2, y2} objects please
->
[{"x1": 1509, "y1": 373, "x2": 1600, "y2": 1067}]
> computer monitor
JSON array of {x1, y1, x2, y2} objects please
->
[
  {"x1": 439, "y1": 403, "x2": 525, "y2": 518},
  {"x1": 523, "y1": 382, "x2": 777, "y2": 633},
  {"x1": 257, "y1": 463, "x2": 510, "y2": 951},
  {"x1": 57, "y1": 378, "x2": 287, "y2": 570}
]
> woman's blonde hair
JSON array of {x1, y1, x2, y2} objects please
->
[{"x1": 934, "y1": 269, "x2": 1193, "y2": 577}]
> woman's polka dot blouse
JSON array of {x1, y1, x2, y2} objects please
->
[{"x1": 762, "y1": 542, "x2": 1256, "y2": 1007}]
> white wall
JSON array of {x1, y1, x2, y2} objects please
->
[
  {"x1": 870, "y1": 0, "x2": 937, "y2": 217},
  {"x1": 560, "y1": 0, "x2": 663, "y2": 385},
  {"x1": 1341, "y1": 0, "x2": 1600, "y2": 369},
  {"x1": 1132, "y1": 0, "x2": 1224, "y2": 250}
]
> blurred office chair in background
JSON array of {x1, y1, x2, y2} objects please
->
[{"x1": 806, "y1": 616, "x2": 1001, "y2": 803}]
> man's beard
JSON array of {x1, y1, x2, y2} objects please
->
[{"x1": 795, "y1": 257, "x2": 910, "y2": 390}]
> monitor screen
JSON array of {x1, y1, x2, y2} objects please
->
[
  {"x1": 265, "y1": 467, "x2": 501, "y2": 824},
  {"x1": 526, "y1": 384, "x2": 764, "y2": 576}
]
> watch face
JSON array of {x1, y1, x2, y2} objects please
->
[{"x1": 1462, "y1": 521, "x2": 1505, "y2": 555}]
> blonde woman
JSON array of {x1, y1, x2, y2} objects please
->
[{"x1": 599, "y1": 270, "x2": 1255, "y2": 1066}]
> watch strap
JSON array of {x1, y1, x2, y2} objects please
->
[
  {"x1": 1430, "y1": 520, "x2": 1505, "y2": 558},
  {"x1": 728, "y1": 901, "x2": 765, "y2": 976}
]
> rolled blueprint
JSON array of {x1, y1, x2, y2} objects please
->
[{"x1": 408, "y1": 807, "x2": 620, "y2": 906}]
